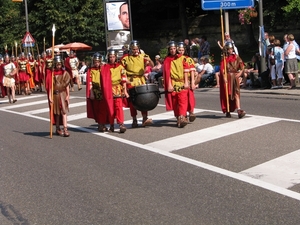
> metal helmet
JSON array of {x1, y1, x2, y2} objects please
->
[
  {"x1": 129, "y1": 40, "x2": 139, "y2": 49},
  {"x1": 4, "y1": 53, "x2": 10, "y2": 60},
  {"x1": 225, "y1": 42, "x2": 234, "y2": 49},
  {"x1": 28, "y1": 52, "x2": 32, "y2": 57},
  {"x1": 107, "y1": 49, "x2": 117, "y2": 56},
  {"x1": 70, "y1": 50, "x2": 74, "y2": 55},
  {"x1": 177, "y1": 41, "x2": 185, "y2": 48},
  {"x1": 93, "y1": 52, "x2": 102, "y2": 61},
  {"x1": 167, "y1": 41, "x2": 177, "y2": 48},
  {"x1": 46, "y1": 49, "x2": 52, "y2": 55},
  {"x1": 54, "y1": 55, "x2": 63, "y2": 64}
]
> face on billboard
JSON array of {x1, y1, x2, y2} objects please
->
[
  {"x1": 106, "y1": 1, "x2": 130, "y2": 31},
  {"x1": 109, "y1": 30, "x2": 131, "y2": 46}
]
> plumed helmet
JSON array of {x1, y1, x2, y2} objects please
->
[
  {"x1": 54, "y1": 55, "x2": 63, "y2": 64},
  {"x1": 167, "y1": 41, "x2": 177, "y2": 48},
  {"x1": 177, "y1": 41, "x2": 185, "y2": 48},
  {"x1": 93, "y1": 52, "x2": 102, "y2": 61},
  {"x1": 129, "y1": 40, "x2": 139, "y2": 49}
]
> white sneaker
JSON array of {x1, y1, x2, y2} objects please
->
[
  {"x1": 271, "y1": 86, "x2": 278, "y2": 89},
  {"x1": 277, "y1": 84, "x2": 283, "y2": 89}
]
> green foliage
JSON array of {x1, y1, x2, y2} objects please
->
[
  {"x1": 282, "y1": 0, "x2": 300, "y2": 12},
  {"x1": 0, "y1": 0, "x2": 105, "y2": 53}
]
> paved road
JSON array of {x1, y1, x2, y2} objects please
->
[{"x1": 0, "y1": 86, "x2": 300, "y2": 224}]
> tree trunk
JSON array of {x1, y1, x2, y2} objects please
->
[
  {"x1": 178, "y1": 0, "x2": 188, "y2": 38},
  {"x1": 246, "y1": 23, "x2": 257, "y2": 47}
]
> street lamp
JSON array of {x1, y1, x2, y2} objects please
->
[{"x1": 12, "y1": 0, "x2": 29, "y2": 32}]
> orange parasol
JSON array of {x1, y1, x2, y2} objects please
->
[{"x1": 59, "y1": 42, "x2": 92, "y2": 51}]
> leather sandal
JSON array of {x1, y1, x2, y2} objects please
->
[
  {"x1": 226, "y1": 112, "x2": 231, "y2": 118},
  {"x1": 119, "y1": 124, "x2": 127, "y2": 133},
  {"x1": 98, "y1": 124, "x2": 108, "y2": 132},
  {"x1": 131, "y1": 119, "x2": 138, "y2": 128},
  {"x1": 177, "y1": 116, "x2": 188, "y2": 128},
  {"x1": 63, "y1": 127, "x2": 70, "y2": 137},
  {"x1": 56, "y1": 128, "x2": 64, "y2": 136},
  {"x1": 108, "y1": 125, "x2": 114, "y2": 133},
  {"x1": 189, "y1": 113, "x2": 196, "y2": 122},
  {"x1": 142, "y1": 118, "x2": 153, "y2": 127},
  {"x1": 237, "y1": 109, "x2": 246, "y2": 119}
]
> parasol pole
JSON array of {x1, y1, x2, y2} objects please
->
[
  {"x1": 43, "y1": 37, "x2": 45, "y2": 53},
  {"x1": 50, "y1": 24, "x2": 56, "y2": 138},
  {"x1": 220, "y1": 8, "x2": 229, "y2": 113}
]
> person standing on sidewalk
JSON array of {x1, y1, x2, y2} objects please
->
[{"x1": 219, "y1": 42, "x2": 246, "y2": 118}]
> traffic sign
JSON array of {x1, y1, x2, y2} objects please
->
[
  {"x1": 22, "y1": 32, "x2": 35, "y2": 44},
  {"x1": 23, "y1": 43, "x2": 35, "y2": 48},
  {"x1": 201, "y1": 0, "x2": 254, "y2": 10}
]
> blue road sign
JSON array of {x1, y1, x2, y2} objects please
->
[{"x1": 201, "y1": 0, "x2": 254, "y2": 10}]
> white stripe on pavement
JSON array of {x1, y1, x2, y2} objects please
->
[
  {"x1": 146, "y1": 116, "x2": 280, "y2": 152},
  {"x1": 24, "y1": 101, "x2": 87, "y2": 114},
  {"x1": 240, "y1": 149, "x2": 300, "y2": 189}
]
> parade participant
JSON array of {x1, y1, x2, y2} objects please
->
[
  {"x1": 219, "y1": 42, "x2": 246, "y2": 118},
  {"x1": 47, "y1": 55, "x2": 71, "y2": 137},
  {"x1": 44, "y1": 50, "x2": 53, "y2": 92},
  {"x1": 34, "y1": 54, "x2": 43, "y2": 92},
  {"x1": 86, "y1": 52, "x2": 111, "y2": 132},
  {"x1": 101, "y1": 49, "x2": 129, "y2": 133},
  {"x1": 0, "y1": 54, "x2": 5, "y2": 97},
  {"x1": 17, "y1": 52, "x2": 30, "y2": 95},
  {"x1": 27, "y1": 53, "x2": 36, "y2": 91},
  {"x1": 163, "y1": 41, "x2": 190, "y2": 128},
  {"x1": 64, "y1": 50, "x2": 81, "y2": 91},
  {"x1": 1, "y1": 54, "x2": 17, "y2": 103},
  {"x1": 177, "y1": 41, "x2": 197, "y2": 122},
  {"x1": 120, "y1": 40, "x2": 154, "y2": 128}
]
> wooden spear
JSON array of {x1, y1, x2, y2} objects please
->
[
  {"x1": 50, "y1": 24, "x2": 56, "y2": 138},
  {"x1": 220, "y1": 8, "x2": 229, "y2": 113}
]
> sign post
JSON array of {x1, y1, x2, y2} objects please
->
[{"x1": 201, "y1": 0, "x2": 254, "y2": 10}]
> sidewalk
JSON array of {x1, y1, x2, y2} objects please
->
[{"x1": 196, "y1": 85, "x2": 300, "y2": 96}]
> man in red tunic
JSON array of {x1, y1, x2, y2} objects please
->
[
  {"x1": 86, "y1": 53, "x2": 112, "y2": 132},
  {"x1": 101, "y1": 49, "x2": 128, "y2": 133},
  {"x1": 163, "y1": 41, "x2": 190, "y2": 128},
  {"x1": 219, "y1": 42, "x2": 246, "y2": 118}
]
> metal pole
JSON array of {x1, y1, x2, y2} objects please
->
[
  {"x1": 24, "y1": 0, "x2": 29, "y2": 32},
  {"x1": 258, "y1": 0, "x2": 266, "y2": 72}
]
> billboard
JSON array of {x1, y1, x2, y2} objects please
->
[{"x1": 106, "y1": 1, "x2": 130, "y2": 31}]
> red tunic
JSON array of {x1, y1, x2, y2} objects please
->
[{"x1": 86, "y1": 66, "x2": 113, "y2": 124}]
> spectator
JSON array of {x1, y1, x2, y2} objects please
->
[
  {"x1": 149, "y1": 55, "x2": 162, "y2": 83},
  {"x1": 270, "y1": 39, "x2": 284, "y2": 89},
  {"x1": 199, "y1": 35, "x2": 210, "y2": 58},
  {"x1": 183, "y1": 38, "x2": 191, "y2": 57},
  {"x1": 284, "y1": 34, "x2": 300, "y2": 89},
  {"x1": 242, "y1": 54, "x2": 261, "y2": 88},
  {"x1": 195, "y1": 57, "x2": 219, "y2": 88}
]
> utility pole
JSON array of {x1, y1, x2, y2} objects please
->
[{"x1": 258, "y1": 0, "x2": 266, "y2": 72}]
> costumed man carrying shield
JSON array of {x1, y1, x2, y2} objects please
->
[
  {"x1": 120, "y1": 40, "x2": 154, "y2": 128},
  {"x1": 219, "y1": 42, "x2": 246, "y2": 118}
]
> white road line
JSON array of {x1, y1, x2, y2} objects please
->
[
  {"x1": 146, "y1": 116, "x2": 280, "y2": 152},
  {"x1": 0, "y1": 94, "x2": 44, "y2": 104},
  {"x1": 240, "y1": 149, "x2": 300, "y2": 188},
  {"x1": 24, "y1": 102, "x2": 87, "y2": 114},
  {"x1": 68, "y1": 113, "x2": 87, "y2": 121},
  {"x1": 1, "y1": 105, "x2": 300, "y2": 201}
]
